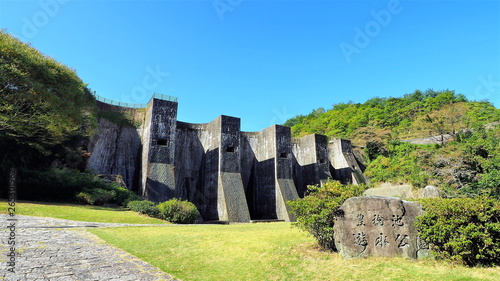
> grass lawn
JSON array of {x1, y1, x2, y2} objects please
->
[
  {"x1": 0, "y1": 200, "x2": 167, "y2": 224},
  {"x1": 2, "y1": 201, "x2": 499, "y2": 280},
  {"x1": 90, "y1": 223, "x2": 500, "y2": 281}
]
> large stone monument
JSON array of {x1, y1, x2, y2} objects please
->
[{"x1": 334, "y1": 196, "x2": 429, "y2": 259}]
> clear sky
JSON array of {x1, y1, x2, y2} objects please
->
[{"x1": 1, "y1": 0, "x2": 499, "y2": 132}]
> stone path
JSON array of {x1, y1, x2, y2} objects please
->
[{"x1": 1, "y1": 215, "x2": 178, "y2": 281}]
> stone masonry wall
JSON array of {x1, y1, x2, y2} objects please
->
[{"x1": 90, "y1": 95, "x2": 367, "y2": 222}]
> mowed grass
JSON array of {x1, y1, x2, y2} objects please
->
[
  {"x1": 0, "y1": 200, "x2": 167, "y2": 224},
  {"x1": 90, "y1": 223, "x2": 500, "y2": 281},
  {"x1": 2, "y1": 201, "x2": 499, "y2": 280}
]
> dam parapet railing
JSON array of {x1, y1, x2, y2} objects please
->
[{"x1": 92, "y1": 92, "x2": 178, "y2": 108}]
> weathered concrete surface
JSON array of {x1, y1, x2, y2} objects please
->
[
  {"x1": 87, "y1": 118, "x2": 141, "y2": 189},
  {"x1": 217, "y1": 116, "x2": 251, "y2": 222},
  {"x1": 328, "y1": 138, "x2": 367, "y2": 185},
  {"x1": 241, "y1": 125, "x2": 299, "y2": 221},
  {"x1": 274, "y1": 126, "x2": 299, "y2": 222},
  {"x1": 219, "y1": 172, "x2": 250, "y2": 222},
  {"x1": 90, "y1": 95, "x2": 369, "y2": 223},
  {"x1": 141, "y1": 99, "x2": 178, "y2": 202},
  {"x1": 364, "y1": 183, "x2": 441, "y2": 199},
  {"x1": 174, "y1": 122, "x2": 206, "y2": 204},
  {"x1": 173, "y1": 116, "x2": 250, "y2": 222},
  {"x1": 241, "y1": 129, "x2": 277, "y2": 220},
  {"x1": 292, "y1": 134, "x2": 331, "y2": 197},
  {"x1": 275, "y1": 179, "x2": 298, "y2": 222},
  {"x1": 334, "y1": 196, "x2": 429, "y2": 259},
  {"x1": 0, "y1": 215, "x2": 176, "y2": 281}
]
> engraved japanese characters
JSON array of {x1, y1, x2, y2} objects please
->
[{"x1": 333, "y1": 196, "x2": 429, "y2": 259}]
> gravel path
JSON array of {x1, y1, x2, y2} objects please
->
[{"x1": 1, "y1": 215, "x2": 178, "y2": 281}]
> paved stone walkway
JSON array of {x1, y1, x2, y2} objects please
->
[{"x1": 1, "y1": 215, "x2": 178, "y2": 281}]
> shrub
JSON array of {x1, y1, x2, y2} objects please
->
[
  {"x1": 365, "y1": 140, "x2": 388, "y2": 161},
  {"x1": 127, "y1": 200, "x2": 160, "y2": 218},
  {"x1": 14, "y1": 167, "x2": 139, "y2": 206},
  {"x1": 416, "y1": 197, "x2": 500, "y2": 266},
  {"x1": 75, "y1": 192, "x2": 93, "y2": 205},
  {"x1": 474, "y1": 170, "x2": 500, "y2": 199},
  {"x1": 17, "y1": 167, "x2": 89, "y2": 202},
  {"x1": 288, "y1": 180, "x2": 367, "y2": 251},
  {"x1": 114, "y1": 186, "x2": 142, "y2": 207},
  {"x1": 157, "y1": 198, "x2": 199, "y2": 224},
  {"x1": 75, "y1": 188, "x2": 116, "y2": 206},
  {"x1": 77, "y1": 179, "x2": 138, "y2": 207}
]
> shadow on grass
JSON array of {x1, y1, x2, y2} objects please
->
[{"x1": 0, "y1": 199, "x2": 129, "y2": 212}]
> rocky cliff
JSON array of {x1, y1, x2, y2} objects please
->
[{"x1": 87, "y1": 118, "x2": 142, "y2": 190}]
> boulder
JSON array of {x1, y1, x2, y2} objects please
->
[
  {"x1": 334, "y1": 196, "x2": 429, "y2": 259},
  {"x1": 363, "y1": 183, "x2": 441, "y2": 199}
]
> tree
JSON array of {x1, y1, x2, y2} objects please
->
[
  {"x1": 288, "y1": 181, "x2": 367, "y2": 251},
  {"x1": 413, "y1": 103, "x2": 470, "y2": 145},
  {"x1": 0, "y1": 30, "x2": 96, "y2": 184}
]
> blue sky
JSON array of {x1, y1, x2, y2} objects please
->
[{"x1": 1, "y1": 0, "x2": 499, "y2": 131}]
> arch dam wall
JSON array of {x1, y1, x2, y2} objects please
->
[{"x1": 88, "y1": 96, "x2": 367, "y2": 222}]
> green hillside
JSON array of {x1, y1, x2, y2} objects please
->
[
  {"x1": 285, "y1": 90, "x2": 499, "y2": 143},
  {"x1": 284, "y1": 90, "x2": 500, "y2": 197},
  {"x1": 0, "y1": 31, "x2": 139, "y2": 205}
]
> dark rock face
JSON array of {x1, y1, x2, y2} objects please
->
[
  {"x1": 87, "y1": 118, "x2": 141, "y2": 189},
  {"x1": 334, "y1": 196, "x2": 429, "y2": 259}
]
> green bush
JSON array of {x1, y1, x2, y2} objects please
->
[
  {"x1": 115, "y1": 186, "x2": 142, "y2": 207},
  {"x1": 365, "y1": 141, "x2": 437, "y2": 188},
  {"x1": 74, "y1": 192, "x2": 93, "y2": 205},
  {"x1": 127, "y1": 200, "x2": 160, "y2": 218},
  {"x1": 13, "y1": 167, "x2": 139, "y2": 206},
  {"x1": 17, "y1": 167, "x2": 84, "y2": 202},
  {"x1": 288, "y1": 180, "x2": 367, "y2": 251},
  {"x1": 473, "y1": 170, "x2": 500, "y2": 199},
  {"x1": 416, "y1": 197, "x2": 500, "y2": 266},
  {"x1": 97, "y1": 110, "x2": 139, "y2": 128},
  {"x1": 76, "y1": 188, "x2": 116, "y2": 205},
  {"x1": 365, "y1": 140, "x2": 388, "y2": 161},
  {"x1": 157, "y1": 198, "x2": 199, "y2": 224}
]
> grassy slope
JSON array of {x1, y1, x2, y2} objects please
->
[
  {"x1": 0, "y1": 200, "x2": 167, "y2": 224},
  {"x1": 90, "y1": 223, "x2": 500, "y2": 281}
]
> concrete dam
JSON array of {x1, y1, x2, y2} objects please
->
[{"x1": 87, "y1": 94, "x2": 367, "y2": 222}]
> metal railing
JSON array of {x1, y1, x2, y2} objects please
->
[
  {"x1": 149, "y1": 93, "x2": 178, "y2": 103},
  {"x1": 92, "y1": 92, "x2": 178, "y2": 108}
]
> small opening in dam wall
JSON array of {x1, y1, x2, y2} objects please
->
[
  {"x1": 157, "y1": 139, "x2": 168, "y2": 146},
  {"x1": 320, "y1": 159, "x2": 326, "y2": 164},
  {"x1": 226, "y1": 146, "x2": 235, "y2": 153},
  {"x1": 280, "y1": 152, "x2": 288, "y2": 158}
]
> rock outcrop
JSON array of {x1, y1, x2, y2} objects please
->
[
  {"x1": 363, "y1": 183, "x2": 441, "y2": 199},
  {"x1": 87, "y1": 118, "x2": 141, "y2": 189},
  {"x1": 334, "y1": 196, "x2": 429, "y2": 259}
]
